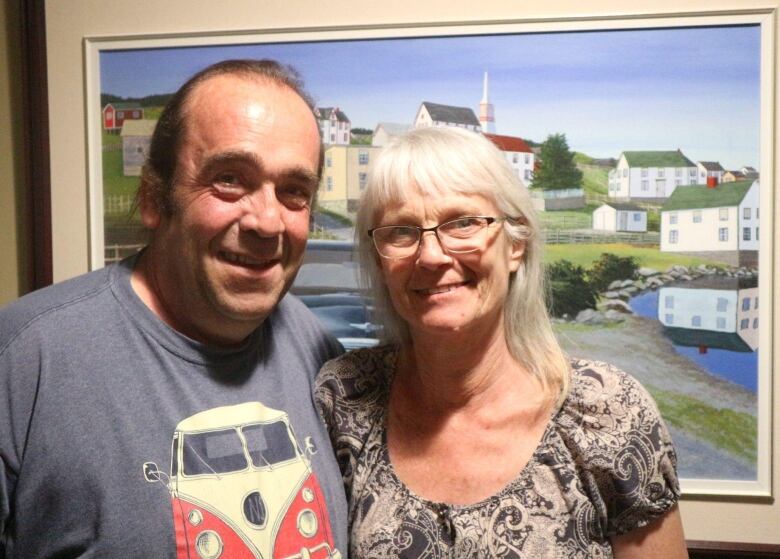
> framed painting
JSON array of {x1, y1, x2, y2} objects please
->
[
  {"x1": 83, "y1": 12, "x2": 773, "y2": 498},
  {"x1": 30, "y1": 0, "x2": 780, "y2": 551}
]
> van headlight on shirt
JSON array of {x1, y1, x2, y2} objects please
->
[
  {"x1": 195, "y1": 530, "x2": 223, "y2": 559},
  {"x1": 297, "y1": 509, "x2": 318, "y2": 538}
]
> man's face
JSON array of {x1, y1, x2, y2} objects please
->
[{"x1": 140, "y1": 75, "x2": 321, "y2": 345}]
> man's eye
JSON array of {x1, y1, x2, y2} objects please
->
[
  {"x1": 212, "y1": 173, "x2": 246, "y2": 196},
  {"x1": 278, "y1": 185, "x2": 312, "y2": 210}
]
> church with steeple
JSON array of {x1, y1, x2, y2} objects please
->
[{"x1": 479, "y1": 71, "x2": 496, "y2": 133}]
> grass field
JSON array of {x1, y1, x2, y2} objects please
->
[
  {"x1": 543, "y1": 243, "x2": 724, "y2": 270},
  {"x1": 581, "y1": 166, "x2": 609, "y2": 195},
  {"x1": 651, "y1": 388, "x2": 757, "y2": 462}
]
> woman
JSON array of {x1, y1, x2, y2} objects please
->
[{"x1": 316, "y1": 127, "x2": 687, "y2": 558}]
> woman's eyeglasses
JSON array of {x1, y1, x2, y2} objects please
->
[{"x1": 368, "y1": 216, "x2": 512, "y2": 259}]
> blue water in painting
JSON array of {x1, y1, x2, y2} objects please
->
[{"x1": 630, "y1": 291, "x2": 758, "y2": 393}]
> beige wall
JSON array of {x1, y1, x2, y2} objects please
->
[
  {"x1": 0, "y1": 1, "x2": 28, "y2": 305},
  {"x1": 0, "y1": 0, "x2": 776, "y2": 546}
]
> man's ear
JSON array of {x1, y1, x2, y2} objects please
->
[
  {"x1": 508, "y1": 240, "x2": 525, "y2": 273},
  {"x1": 138, "y1": 167, "x2": 163, "y2": 230}
]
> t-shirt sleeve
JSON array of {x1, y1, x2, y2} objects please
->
[
  {"x1": 0, "y1": 325, "x2": 42, "y2": 543},
  {"x1": 567, "y1": 361, "x2": 681, "y2": 537}
]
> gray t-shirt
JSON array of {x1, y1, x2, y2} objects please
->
[{"x1": 0, "y1": 256, "x2": 348, "y2": 558}]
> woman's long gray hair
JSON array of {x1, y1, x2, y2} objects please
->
[{"x1": 356, "y1": 127, "x2": 570, "y2": 404}]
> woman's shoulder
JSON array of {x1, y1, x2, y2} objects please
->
[
  {"x1": 315, "y1": 344, "x2": 397, "y2": 404},
  {"x1": 550, "y1": 358, "x2": 680, "y2": 535},
  {"x1": 555, "y1": 356, "x2": 676, "y2": 470}
]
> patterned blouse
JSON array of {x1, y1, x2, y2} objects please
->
[{"x1": 315, "y1": 345, "x2": 680, "y2": 558}]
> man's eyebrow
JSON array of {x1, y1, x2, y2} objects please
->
[
  {"x1": 198, "y1": 151, "x2": 319, "y2": 190},
  {"x1": 199, "y1": 150, "x2": 262, "y2": 175}
]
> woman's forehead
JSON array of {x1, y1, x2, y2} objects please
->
[{"x1": 373, "y1": 190, "x2": 498, "y2": 223}]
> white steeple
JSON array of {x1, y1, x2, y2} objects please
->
[{"x1": 479, "y1": 71, "x2": 495, "y2": 133}]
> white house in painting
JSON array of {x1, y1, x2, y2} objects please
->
[
  {"x1": 414, "y1": 101, "x2": 481, "y2": 131},
  {"x1": 660, "y1": 180, "x2": 759, "y2": 267},
  {"x1": 120, "y1": 119, "x2": 157, "y2": 176},
  {"x1": 372, "y1": 122, "x2": 412, "y2": 147},
  {"x1": 592, "y1": 203, "x2": 647, "y2": 232},
  {"x1": 608, "y1": 150, "x2": 698, "y2": 201},
  {"x1": 484, "y1": 133, "x2": 534, "y2": 186},
  {"x1": 696, "y1": 161, "x2": 725, "y2": 185},
  {"x1": 657, "y1": 276, "x2": 758, "y2": 352},
  {"x1": 316, "y1": 107, "x2": 351, "y2": 145}
]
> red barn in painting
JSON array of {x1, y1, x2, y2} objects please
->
[{"x1": 103, "y1": 103, "x2": 144, "y2": 133}]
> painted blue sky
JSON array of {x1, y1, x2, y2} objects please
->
[{"x1": 101, "y1": 25, "x2": 761, "y2": 168}]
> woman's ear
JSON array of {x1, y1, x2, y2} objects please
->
[{"x1": 508, "y1": 240, "x2": 525, "y2": 273}]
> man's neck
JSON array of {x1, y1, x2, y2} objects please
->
[{"x1": 130, "y1": 248, "x2": 256, "y2": 347}]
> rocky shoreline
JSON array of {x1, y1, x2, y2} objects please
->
[{"x1": 557, "y1": 263, "x2": 759, "y2": 326}]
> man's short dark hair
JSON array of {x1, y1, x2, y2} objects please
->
[{"x1": 139, "y1": 59, "x2": 322, "y2": 216}]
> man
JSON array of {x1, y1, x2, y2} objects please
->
[{"x1": 0, "y1": 60, "x2": 346, "y2": 558}]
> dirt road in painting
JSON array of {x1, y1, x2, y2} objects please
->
[{"x1": 556, "y1": 315, "x2": 757, "y2": 480}]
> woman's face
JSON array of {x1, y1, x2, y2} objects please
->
[{"x1": 374, "y1": 187, "x2": 525, "y2": 339}]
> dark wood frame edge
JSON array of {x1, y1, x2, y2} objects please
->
[{"x1": 21, "y1": 0, "x2": 52, "y2": 290}]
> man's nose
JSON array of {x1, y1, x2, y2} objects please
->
[
  {"x1": 238, "y1": 184, "x2": 285, "y2": 236},
  {"x1": 416, "y1": 231, "x2": 452, "y2": 268}
]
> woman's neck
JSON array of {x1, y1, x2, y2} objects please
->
[{"x1": 396, "y1": 320, "x2": 540, "y2": 413}]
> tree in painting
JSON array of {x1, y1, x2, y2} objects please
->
[{"x1": 532, "y1": 133, "x2": 583, "y2": 190}]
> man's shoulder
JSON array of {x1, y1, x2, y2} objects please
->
[{"x1": 0, "y1": 266, "x2": 115, "y2": 350}]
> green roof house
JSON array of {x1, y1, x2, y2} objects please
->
[
  {"x1": 608, "y1": 149, "x2": 698, "y2": 201},
  {"x1": 660, "y1": 180, "x2": 759, "y2": 267}
]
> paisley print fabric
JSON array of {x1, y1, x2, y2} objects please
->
[{"x1": 315, "y1": 345, "x2": 680, "y2": 558}]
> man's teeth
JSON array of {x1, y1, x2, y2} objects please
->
[{"x1": 222, "y1": 252, "x2": 269, "y2": 266}]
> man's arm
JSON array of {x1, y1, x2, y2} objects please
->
[{"x1": 611, "y1": 505, "x2": 688, "y2": 559}]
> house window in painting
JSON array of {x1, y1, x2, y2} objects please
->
[
  {"x1": 359, "y1": 151, "x2": 369, "y2": 165},
  {"x1": 691, "y1": 315, "x2": 701, "y2": 327},
  {"x1": 669, "y1": 213, "x2": 678, "y2": 225},
  {"x1": 719, "y1": 208, "x2": 729, "y2": 221},
  {"x1": 664, "y1": 295, "x2": 674, "y2": 309},
  {"x1": 716, "y1": 317, "x2": 727, "y2": 329},
  {"x1": 743, "y1": 227, "x2": 751, "y2": 241},
  {"x1": 641, "y1": 180, "x2": 649, "y2": 191},
  {"x1": 693, "y1": 210, "x2": 702, "y2": 223},
  {"x1": 716, "y1": 297, "x2": 728, "y2": 312},
  {"x1": 742, "y1": 297, "x2": 751, "y2": 311},
  {"x1": 718, "y1": 228, "x2": 728, "y2": 241},
  {"x1": 326, "y1": 176, "x2": 333, "y2": 191},
  {"x1": 359, "y1": 173, "x2": 368, "y2": 190},
  {"x1": 744, "y1": 207, "x2": 751, "y2": 219},
  {"x1": 740, "y1": 318, "x2": 750, "y2": 330},
  {"x1": 669, "y1": 230, "x2": 678, "y2": 244},
  {"x1": 665, "y1": 314, "x2": 674, "y2": 324}
]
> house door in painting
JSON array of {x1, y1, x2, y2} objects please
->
[{"x1": 619, "y1": 211, "x2": 628, "y2": 231}]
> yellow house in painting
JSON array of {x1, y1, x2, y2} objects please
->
[{"x1": 318, "y1": 145, "x2": 381, "y2": 214}]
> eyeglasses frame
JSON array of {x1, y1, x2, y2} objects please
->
[{"x1": 367, "y1": 215, "x2": 514, "y2": 260}]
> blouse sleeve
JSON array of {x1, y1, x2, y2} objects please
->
[{"x1": 565, "y1": 360, "x2": 681, "y2": 537}]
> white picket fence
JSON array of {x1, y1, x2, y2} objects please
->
[{"x1": 104, "y1": 194, "x2": 135, "y2": 215}]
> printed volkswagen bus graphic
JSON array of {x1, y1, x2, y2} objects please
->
[{"x1": 143, "y1": 402, "x2": 341, "y2": 559}]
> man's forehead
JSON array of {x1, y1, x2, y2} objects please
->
[{"x1": 187, "y1": 73, "x2": 302, "y2": 115}]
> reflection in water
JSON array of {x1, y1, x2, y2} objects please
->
[{"x1": 632, "y1": 276, "x2": 758, "y2": 393}]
